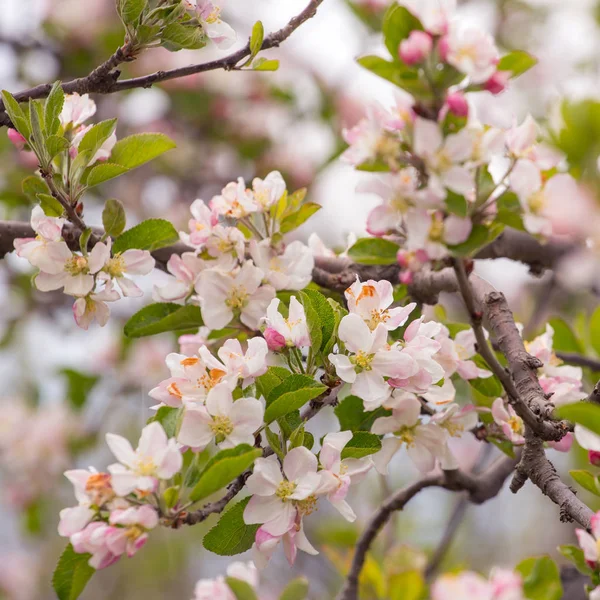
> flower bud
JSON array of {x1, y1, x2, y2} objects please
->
[
  {"x1": 7, "y1": 128, "x2": 27, "y2": 150},
  {"x1": 589, "y1": 450, "x2": 600, "y2": 467},
  {"x1": 437, "y1": 35, "x2": 450, "y2": 62},
  {"x1": 399, "y1": 31, "x2": 433, "y2": 66},
  {"x1": 484, "y1": 70, "x2": 510, "y2": 95},
  {"x1": 445, "y1": 92, "x2": 469, "y2": 117},
  {"x1": 264, "y1": 328, "x2": 286, "y2": 352}
]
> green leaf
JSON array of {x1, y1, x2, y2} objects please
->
[
  {"x1": 102, "y1": 198, "x2": 126, "y2": 238},
  {"x1": 52, "y1": 544, "x2": 95, "y2": 600},
  {"x1": 255, "y1": 366, "x2": 291, "y2": 400},
  {"x1": 44, "y1": 81, "x2": 65, "y2": 136},
  {"x1": 389, "y1": 571, "x2": 425, "y2": 600},
  {"x1": 300, "y1": 289, "x2": 336, "y2": 352},
  {"x1": 495, "y1": 191, "x2": 525, "y2": 231},
  {"x1": 250, "y1": 21, "x2": 264, "y2": 58},
  {"x1": 497, "y1": 50, "x2": 538, "y2": 78},
  {"x1": 515, "y1": 556, "x2": 562, "y2": 600},
  {"x1": 80, "y1": 228, "x2": 92, "y2": 254},
  {"x1": 590, "y1": 306, "x2": 600, "y2": 357},
  {"x1": 382, "y1": 3, "x2": 423, "y2": 59},
  {"x1": 265, "y1": 426, "x2": 285, "y2": 461},
  {"x1": 109, "y1": 132, "x2": 176, "y2": 170},
  {"x1": 265, "y1": 375, "x2": 327, "y2": 423},
  {"x1": 226, "y1": 577, "x2": 259, "y2": 600},
  {"x1": 335, "y1": 395, "x2": 391, "y2": 432},
  {"x1": 340, "y1": 431, "x2": 382, "y2": 459},
  {"x1": 252, "y1": 58, "x2": 280, "y2": 71},
  {"x1": 118, "y1": 0, "x2": 147, "y2": 24},
  {"x1": 22, "y1": 176, "x2": 49, "y2": 202},
  {"x1": 569, "y1": 469, "x2": 600, "y2": 496},
  {"x1": 190, "y1": 444, "x2": 262, "y2": 502},
  {"x1": 77, "y1": 119, "x2": 117, "y2": 165},
  {"x1": 558, "y1": 544, "x2": 594, "y2": 575},
  {"x1": 29, "y1": 98, "x2": 46, "y2": 153},
  {"x1": 36, "y1": 193, "x2": 63, "y2": 217},
  {"x1": 347, "y1": 238, "x2": 400, "y2": 265},
  {"x1": 124, "y1": 303, "x2": 203, "y2": 338},
  {"x1": 148, "y1": 406, "x2": 180, "y2": 438},
  {"x1": 1, "y1": 90, "x2": 31, "y2": 139},
  {"x1": 112, "y1": 218, "x2": 179, "y2": 253},
  {"x1": 279, "y1": 577, "x2": 309, "y2": 600},
  {"x1": 448, "y1": 224, "x2": 497, "y2": 257},
  {"x1": 60, "y1": 368, "x2": 99, "y2": 410},
  {"x1": 203, "y1": 497, "x2": 259, "y2": 556},
  {"x1": 446, "y1": 191, "x2": 468, "y2": 217},
  {"x1": 357, "y1": 55, "x2": 429, "y2": 97},
  {"x1": 161, "y1": 22, "x2": 207, "y2": 51},
  {"x1": 279, "y1": 202, "x2": 321, "y2": 234},
  {"x1": 86, "y1": 163, "x2": 129, "y2": 187},
  {"x1": 46, "y1": 135, "x2": 70, "y2": 160},
  {"x1": 548, "y1": 317, "x2": 583, "y2": 354},
  {"x1": 298, "y1": 291, "x2": 322, "y2": 353},
  {"x1": 468, "y1": 375, "x2": 503, "y2": 398}
]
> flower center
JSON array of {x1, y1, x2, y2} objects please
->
[
  {"x1": 105, "y1": 254, "x2": 126, "y2": 278},
  {"x1": 396, "y1": 426, "x2": 416, "y2": 447},
  {"x1": 275, "y1": 480, "x2": 297, "y2": 501},
  {"x1": 226, "y1": 286, "x2": 249, "y2": 310},
  {"x1": 507, "y1": 416, "x2": 523, "y2": 435},
  {"x1": 64, "y1": 255, "x2": 89, "y2": 275},
  {"x1": 167, "y1": 381, "x2": 183, "y2": 399},
  {"x1": 368, "y1": 308, "x2": 389, "y2": 330},
  {"x1": 455, "y1": 343, "x2": 469, "y2": 360},
  {"x1": 125, "y1": 525, "x2": 145, "y2": 540},
  {"x1": 528, "y1": 190, "x2": 546, "y2": 214},
  {"x1": 445, "y1": 422, "x2": 465, "y2": 437},
  {"x1": 429, "y1": 218, "x2": 444, "y2": 242},
  {"x1": 210, "y1": 415, "x2": 234, "y2": 437},
  {"x1": 352, "y1": 351, "x2": 374, "y2": 371},
  {"x1": 296, "y1": 494, "x2": 318, "y2": 516},
  {"x1": 135, "y1": 457, "x2": 157, "y2": 477},
  {"x1": 197, "y1": 368, "x2": 225, "y2": 391},
  {"x1": 85, "y1": 473, "x2": 114, "y2": 505}
]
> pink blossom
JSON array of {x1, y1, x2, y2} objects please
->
[
  {"x1": 251, "y1": 171, "x2": 286, "y2": 211},
  {"x1": 485, "y1": 71, "x2": 511, "y2": 95},
  {"x1": 264, "y1": 296, "x2": 310, "y2": 348},
  {"x1": 180, "y1": 200, "x2": 218, "y2": 249},
  {"x1": 60, "y1": 93, "x2": 96, "y2": 128},
  {"x1": 264, "y1": 327, "x2": 286, "y2": 351},
  {"x1": 576, "y1": 511, "x2": 600, "y2": 566},
  {"x1": 187, "y1": 0, "x2": 236, "y2": 49},
  {"x1": 211, "y1": 177, "x2": 257, "y2": 218},
  {"x1": 71, "y1": 124, "x2": 116, "y2": 163},
  {"x1": 253, "y1": 518, "x2": 317, "y2": 569},
  {"x1": 491, "y1": 398, "x2": 524, "y2": 445},
  {"x1": 72, "y1": 277, "x2": 120, "y2": 329},
  {"x1": 71, "y1": 522, "x2": 119, "y2": 569},
  {"x1": 178, "y1": 329, "x2": 210, "y2": 355},
  {"x1": 250, "y1": 239, "x2": 314, "y2": 290},
  {"x1": 7, "y1": 128, "x2": 27, "y2": 150},
  {"x1": 105, "y1": 506, "x2": 159, "y2": 558},
  {"x1": 445, "y1": 92, "x2": 469, "y2": 117},
  {"x1": 153, "y1": 252, "x2": 207, "y2": 303},
  {"x1": 401, "y1": 0, "x2": 455, "y2": 35},
  {"x1": 443, "y1": 26, "x2": 499, "y2": 84},
  {"x1": 399, "y1": 31, "x2": 432, "y2": 65}
]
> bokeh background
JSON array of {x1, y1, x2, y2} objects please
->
[{"x1": 1, "y1": 0, "x2": 600, "y2": 598}]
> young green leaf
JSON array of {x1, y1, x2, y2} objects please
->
[
  {"x1": 279, "y1": 203, "x2": 321, "y2": 234},
  {"x1": 279, "y1": 577, "x2": 309, "y2": 600},
  {"x1": 60, "y1": 368, "x2": 100, "y2": 411},
  {"x1": 52, "y1": 544, "x2": 95, "y2": 600},
  {"x1": 382, "y1": 3, "x2": 423, "y2": 59},
  {"x1": 497, "y1": 50, "x2": 537, "y2": 78},
  {"x1": 569, "y1": 470, "x2": 600, "y2": 496},
  {"x1": 301, "y1": 289, "x2": 336, "y2": 352},
  {"x1": 1, "y1": 90, "x2": 31, "y2": 139},
  {"x1": 255, "y1": 366, "x2": 291, "y2": 400},
  {"x1": 161, "y1": 22, "x2": 208, "y2": 51},
  {"x1": 515, "y1": 556, "x2": 562, "y2": 600},
  {"x1": 79, "y1": 228, "x2": 93, "y2": 255},
  {"x1": 250, "y1": 21, "x2": 264, "y2": 58},
  {"x1": 102, "y1": 198, "x2": 126, "y2": 238},
  {"x1": 112, "y1": 218, "x2": 179, "y2": 253},
  {"x1": 252, "y1": 58, "x2": 280, "y2": 71},
  {"x1": 148, "y1": 406, "x2": 180, "y2": 438},
  {"x1": 46, "y1": 135, "x2": 70, "y2": 161},
  {"x1": 347, "y1": 238, "x2": 400, "y2": 265},
  {"x1": 203, "y1": 497, "x2": 260, "y2": 556},
  {"x1": 334, "y1": 395, "x2": 391, "y2": 432},
  {"x1": 264, "y1": 375, "x2": 327, "y2": 423},
  {"x1": 85, "y1": 163, "x2": 129, "y2": 187},
  {"x1": 22, "y1": 176, "x2": 49, "y2": 202},
  {"x1": 109, "y1": 132, "x2": 176, "y2": 170},
  {"x1": 36, "y1": 193, "x2": 64, "y2": 217},
  {"x1": 190, "y1": 444, "x2": 262, "y2": 502},
  {"x1": 340, "y1": 431, "x2": 382, "y2": 459},
  {"x1": 226, "y1": 578, "x2": 259, "y2": 600},
  {"x1": 124, "y1": 303, "x2": 204, "y2": 338},
  {"x1": 118, "y1": 0, "x2": 147, "y2": 25},
  {"x1": 558, "y1": 544, "x2": 593, "y2": 576},
  {"x1": 44, "y1": 81, "x2": 65, "y2": 136},
  {"x1": 77, "y1": 119, "x2": 117, "y2": 165}
]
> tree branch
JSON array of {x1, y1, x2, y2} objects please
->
[{"x1": 0, "y1": 0, "x2": 324, "y2": 127}]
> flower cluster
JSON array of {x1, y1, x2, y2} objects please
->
[
  {"x1": 58, "y1": 422, "x2": 181, "y2": 569},
  {"x1": 184, "y1": 0, "x2": 236, "y2": 49},
  {"x1": 15, "y1": 206, "x2": 154, "y2": 329},
  {"x1": 192, "y1": 562, "x2": 259, "y2": 600},
  {"x1": 431, "y1": 567, "x2": 526, "y2": 600},
  {"x1": 157, "y1": 171, "x2": 315, "y2": 331}
]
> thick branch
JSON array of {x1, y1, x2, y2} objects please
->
[{"x1": 0, "y1": 0, "x2": 324, "y2": 127}]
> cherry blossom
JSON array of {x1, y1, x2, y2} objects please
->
[
  {"x1": 249, "y1": 239, "x2": 314, "y2": 290},
  {"x1": 213, "y1": 337, "x2": 268, "y2": 384},
  {"x1": 251, "y1": 170, "x2": 286, "y2": 211},
  {"x1": 491, "y1": 398, "x2": 524, "y2": 445},
  {"x1": 263, "y1": 296, "x2": 310, "y2": 349},
  {"x1": 73, "y1": 277, "x2": 121, "y2": 329},
  {"x1": 70, "y1": 522, "x2": 119, "y2": 569},
  {"x1": 60, "y1": 93, "x2": 96, "y2": 128},
  {"x1": 211, "y1": 177, "x2": 257, "y2": 219},
  {"x1": 105, "y1": 505, "x2": 159, "y2": 558},
  {"x1": 179, "y1": 200, "x2": 218, "y2": 249},
  {"x1": 177, "y1": 383, "x2": 263, "y2": 450},
  {"x1": 106, "y1": 422, "x2": 182, "y2": 496},
  {"x1": 153, "y1": 252, "x2": 207, "y2": 303},
  {"x1": 102, "y1": 240, "x2": 155, "y2": 297}
]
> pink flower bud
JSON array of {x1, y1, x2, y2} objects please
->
[
  {"x1": 484, "y1": 70, "x2": 510, "y2": 95},
  {"x1": 399, "y1": 271, "x2": 413, "y2": 285},
  {"x1": 399, "y1": 31, "x2": 433, "y2": 66},
  {"x1": 396, "y1": 250, "x2": 409, "y2": 268},
  {"x1": 445, "y1": 92, "x2": 469, "y2": 117},
  {"x1": 437, "y1": 35, "x2": 450, "y2": 62},
  {"x1": 589, "y1": 450, "x2": 600, "y2": 467},
  {"x1": 7, "y1": 129, "x2": 26, "y2": 150},
  {"x1": 264, "y1": 328, "x2": 286, "y2": 352}
]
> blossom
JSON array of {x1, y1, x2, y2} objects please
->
[
  {"x1": 188, "y1": 0, "x2": 236, "y2": 49},
  {"x1": 250, "y1": 240, "x2": 314, "y2": 290},
  {"x1": 430, "y1": 403, "x2": 479, "y2": 469},
  {"x1": 317, "y1": 431, "x2": 372, "y2": 521},
  {"x1": 251, "y1": 171, "x2": 286, "y2": 211},
  {"x1": 71, "y1": 124, "x2": 116, "y2": 163},
  {"x1": 35, "y1": 241, "x2": 110, "y2": 297},
  {"x1": 214, "y1": 337, "x2": 268, "y2": 383},
  {"x1": 205, "y1": 225, "x2": 246, "y2": 261},
  {"x1": 211, "y1": 177, "x2": 257, "y2": 218},
  {"x1": 179, "y1": 200, "x2": 218, "y2": 249},
  {"x1": 399, "y1": 31, "x2": 432, "y2": 65},
  {"x1": 179, "y1": 328, "x2": 211, "y2": 355},
  {"x1": 253, "y1": 518, "x2": 318, "y2": 568},
  {"x1": 13, "y1": 205, "x2": 71, "y2": 273},
  {"x1": 153, "y1": 252, "x2": 207, "y2": 303},
  {"x1": 445, "y1": 92, "x2": 469, "y2": 117},
  {"x1": 105, "y1": 505, "x2": 159, "y2": 558},
  {"x1": 434, "y1": 327, "x2": 492, "y2": 380},
  {"x1": 576, "y1": 511, "x2": 600, "y2": 566},
  {"x1": 193, "y1": 578, "x2": 235, "y2": 600},
  {"x1": 431, "y1": 569, "x2": 525, "y2": 600},
  {"x1": 60, "y1": 93, "x2": 96, "y2": 128},
  {"x1": 491, "y1": 398, "x2": 524, "y2": 444},
  {"x1": 401, "y1": 0, "x2": 455, "y2": 35},
  {"x1": 345, "y1": 278, "x2": 416, "y2": 331},
  {"x1": 263, "y1": 297, "x2": 310, "y2": 349},
  {"x1": 413, "y1": 118, "x2": 475, "y2": 195},
  {"x1": 73, "y1": 277, "x2": 120, "y2": 329},
  {"x1": 196, "y1": 262, "x2": 275, "y2": 330},
  {"x1": 505, "y1": 115, "x2": 562, "y2": 170},
  {"x1": 442, "y1": 26, "x2": 499, "y2": 84},
  {"x1": 7, "y1": 128, "x2": 27, "y2": 150},
  {"x1": 177, "y1": 383, "x2": 263, "y2": 450},
  {"x1": 106, "y1": 422, "x2": 182, "y2": 496},
  {"x1": 574, "y1": 425, "x2": 600, "y2": 467},
  {"x1": 329, "y1": 314, "x2": 419, "y2": 410},
  {"x1": 70, "y1": 522, "x2": 119, "y2": 569},
  {"x1": 372, "y1": 390, "x2": 447, "y2": 473},
  {"x1": 102, "y1": 240, "x2": 155, "y2": 297},
  {"x1": 244, "y1": 448, "x2": 322, "y2": 536}
]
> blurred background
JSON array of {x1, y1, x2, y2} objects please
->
[{"x1": 1, "y1": 0, "x2": 600, "y2": 598}]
